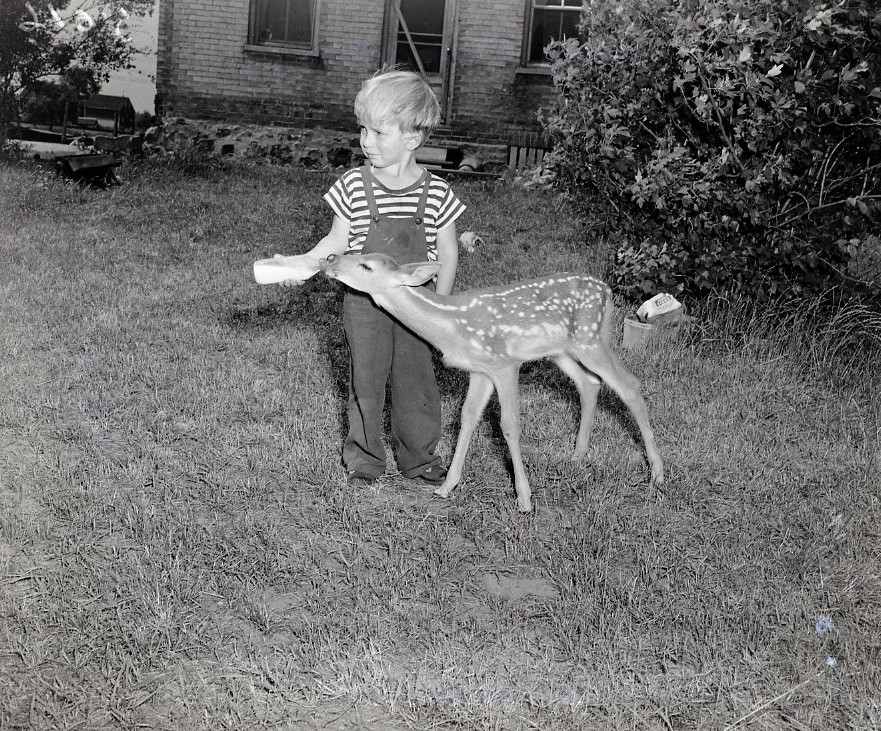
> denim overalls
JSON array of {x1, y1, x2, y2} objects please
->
[{"x1": 341, "y1": 166, "x2": 442, "y2": 479}]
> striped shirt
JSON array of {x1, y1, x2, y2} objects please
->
[{"x1": 323, "y1": 167, "x2": 466, "y2": 260}]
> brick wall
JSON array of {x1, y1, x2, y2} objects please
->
[
  {"x1": 155, "y1": 0, "x2": 174, "y2": 115},
  {"x1": 158, "y1": 0, "x2": 560, "y2": 144},
  {"x1": 451, "y1": 1, "x2": 557, "y2": 139}
]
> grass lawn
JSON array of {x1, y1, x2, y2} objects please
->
[{"x1": 1, "y1": 159, "x2": 879, "y2": 729}]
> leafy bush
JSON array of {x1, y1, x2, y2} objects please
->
[{"x1": 542, "y1": 0, "x2": 881, "y2": 300}]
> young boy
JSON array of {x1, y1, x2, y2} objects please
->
[{"x1": 286, "y1": 70, "x2": 465, "y2": 486}]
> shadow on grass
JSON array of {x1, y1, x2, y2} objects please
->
[
  {"x1": 223, "y1": 275, "x2": 350, "y2": 394},
  {"x1": 521, "y1": 359, "x2": 648, "y2": 452},
  {"x1": 435, "y1": 352, "x2": 651, "y2": 493}
]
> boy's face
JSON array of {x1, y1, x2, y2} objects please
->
[{"x1": 358, "y1": 117, "x2": 422, "y2": 170}]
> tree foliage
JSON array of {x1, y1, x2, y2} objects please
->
[
  {"x1": 0, "y1": 0, "x2": 153, "y2": 143},
  {"x1": 543, "y1": 0, "x2": 881, "y2": 299},
  {"x1": 22, "y1": 68, "x2": 101, "y2": 126}
]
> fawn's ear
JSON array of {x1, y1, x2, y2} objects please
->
[{"x1": 398, "y1": 261, "x2": 441, "y2": 286}]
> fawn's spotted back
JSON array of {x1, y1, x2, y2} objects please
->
[{"x1": 410, "y1": 274, "x2": 611, "y2": 360}]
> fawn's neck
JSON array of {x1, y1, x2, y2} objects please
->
[{"x1": 372, "y1": 287, "x2": 466, "y2": 348}]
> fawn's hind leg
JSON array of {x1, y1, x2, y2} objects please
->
[
  {"x1": 551, "y1": 354, "x2": 602, "y2": 461},
  {"x1": 570, "y1": 344, "x2": 664, "y2": 487}
]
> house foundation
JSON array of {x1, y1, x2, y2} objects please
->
[{"x1": 142, "y1": 118, "x2": 512, "y2": 173}]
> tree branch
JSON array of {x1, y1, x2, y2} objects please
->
[
  {"x1": 688, "y1": 52, "x2": 747, "y2": 176},
  {"x1": 775, "y1": 194, "x2": 881, "y2": 229}
]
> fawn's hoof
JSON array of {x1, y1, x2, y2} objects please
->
[
  {"x1": 517, "y1": 498, "x2": 533, "y2": 513},
  {"x1": 433, "y1": 482, "x2": 455, "y2": 499},
  {"x1": 650, "y1": 466, "x2": 664, "y2": 488}
]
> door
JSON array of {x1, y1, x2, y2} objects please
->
[{"x1": 383, "y1": 0, "x2": 457, "y2": 122}]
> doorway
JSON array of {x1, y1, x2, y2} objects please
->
[{"x1": 382, "y1": 0, "x2": 457, "y2": 122}]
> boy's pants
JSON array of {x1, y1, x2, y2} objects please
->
[{"x1": 342, "y1": 290, "x2": 442, "y2": 478}]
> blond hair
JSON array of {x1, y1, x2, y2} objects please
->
[{"x1": 354, "y1": 70, "x2": 440, "y2": 142}]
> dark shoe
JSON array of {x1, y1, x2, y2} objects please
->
[
  {"x1": 347, "y1": 469, "x2": 380, "y2": 486},
  {"x1": 410, "y1": 464, "x2": 447, "y2": 485}
]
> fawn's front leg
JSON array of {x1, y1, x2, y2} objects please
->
[
  {"x1": 492, "y1": 366, "x2": 533, "y2": 513},
  {"x1": 434, "y1": 372, "x2": 495, "y2": 500}
]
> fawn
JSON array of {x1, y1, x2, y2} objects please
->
[{"x1": 322, "y1": 253, "x2": 664, "y2": 513}]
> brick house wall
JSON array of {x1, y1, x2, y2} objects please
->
[
  {"x1": 452, "y1": 2, "x2": 557, "y2": 141},
  {"x1": 156, "y1": 0, "x2": 561, "y2": 144}
]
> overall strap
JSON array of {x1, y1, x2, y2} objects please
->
[
  {"x1": 360, "y1": 166, "x2": 380, "y2": 222},
  {"x1": 414, "y1": 169, "x2": 431, "y2": 226},
  {"x1": 361, "y1": 166, "x2": 431, "y2": 225}
]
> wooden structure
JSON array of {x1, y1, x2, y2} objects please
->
[{"x1": 78, "y1": 95, "x2": 136, "y2": 136}]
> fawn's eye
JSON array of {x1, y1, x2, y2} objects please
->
[{"x1": 359, "y1": 263, "x2": 372, "y2": 271}]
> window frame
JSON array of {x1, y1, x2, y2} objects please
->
[
  {"x1": 246, "y1": 0, "x2": 321, "y2": 58},
  {"x1": 381, "y1": 0, "x2": 457, "y2": 122},
  {"x1": 521, "y1": 0, "x2": 582, "y2": 69}
]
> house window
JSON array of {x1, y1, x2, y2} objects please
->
[
  {"x1": 524, "y1": 0, "x2": 581, "y2": 65},
  {"x1": 249, "y1": 0, "x2": 318, "y2": 50}
]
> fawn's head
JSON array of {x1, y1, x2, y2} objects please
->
[{"x1": 322, "y1": 253, "x2": 440, "y2": 294}]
